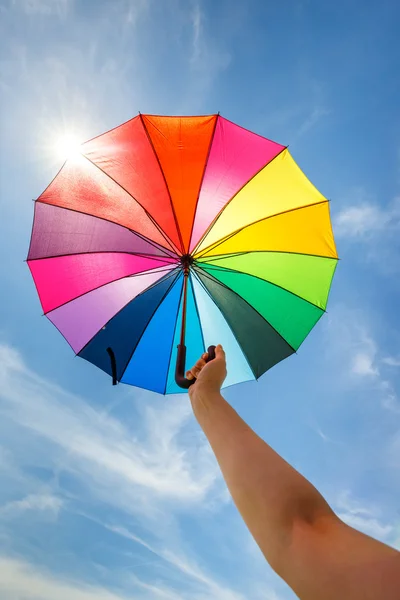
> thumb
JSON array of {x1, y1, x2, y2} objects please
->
[{"x1": 215, "y1": 344, "x2": 225, "y2": 360}]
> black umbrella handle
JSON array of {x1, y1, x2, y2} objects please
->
[{"x1": 175, "y1": 345, "x2": 216, "y2": 389}]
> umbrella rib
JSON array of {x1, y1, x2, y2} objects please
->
[
  {"x1": 188, "y1": 272, "x2": 207, "y2": 355},
  {"x1": 194, "y1": 200, "x2": 330, "y2": 259},
  {"x1": 187, "y1": 114, "x2": 220, "y2": 253},
  {"x1": 193, "y1": 265, "x2": 297, "y2": 355},
  {"x1": 191, "y1": 268, "x2": 257, "y2": 379},
  {"x1": 221, "y1": 115, "x2": 288, "y2": 144},
  {"x1": 195, "y1": 262, "x2": 331, "y2": 312},
  {"x1": 196, "y1": 249, "x2": 340, "y2": 262},
  {"x1": 163, "y1": 277, "x2": 186, "y2": 394},
  {"x1": 191, "y1": 145, "x2": 287, "y2": 255},
  {"x1": 30, "y1": 201, "x2": 179, "y2": 260},
  {"x1": 82, "y1": 114, "x2": 139, "y2": 146},
  {"x1": 46, "y1": 268, "x2": 180, "y2": 359},
  {"x1": 28, "y1": 251, "x2": 180, "y2": 262},
  {"x1": 118, "y1": 270, "x2": 183, "y2": 384},
  {"x1": 139, "y1": 114, "x2": 185, "y2": 255},
  {"x1": 27, "y1": 157, "x2": 70, "y2": 259},
  {"x1": 81, "y1": 154, "x2": 181, "y2": 256},
  {"x1": 42, "y1": 265, "x2": 177, "y2": 316},
  {"x1": 144, "y1": 113, "x2": 219, "y2": 119},
  {"x1": 75, "y1": 268, "x2": 181, "y2": 358}
]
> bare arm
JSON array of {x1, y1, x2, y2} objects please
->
[{"x1": 187, "y1": 346, "x2": 400, "y2": 600}]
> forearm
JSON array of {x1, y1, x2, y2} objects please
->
[{"x1": 191, "y1": 390, "x2": 334, "y2": 568}]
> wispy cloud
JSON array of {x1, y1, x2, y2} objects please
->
[
  {"x1": 382, "y1": 356, "x2": 400, "y2": 367},
  {"x1": 0, "y1": 493, "x2": 63, "y2": 517},
  {"x1": 349, "y1": 331, "x2": 400, "y2": 413},
  {"x1": 334, "y1": 198, "x2": 400, "y2": 238},
  {"x1": 12, "y1": 0, "x2": 72, "y2": 17},
  {"x1": 332, "y1": 188, "x2": 400, "y2": 273},
  {"x1": 0, "y1": 343, "x2": 221, "y2": 517},
  {"x1": 106, "y1": 523, "x2": 247, "y2": 600},
  {"x1": 324, "y1": 306, "x2": 400, "y2": 413},
  {"x1": 336, "y1": 491, "x2": 395, "y2": 542},
  {"x1": 307, "y1": 420, "x2": 334, "y2": 444},
  {"x1": 160, "y1": 550, "x2": 246, "y2": 600},
  {"x1": 190, "y1": 1, "x2": 202, "y2": 65},
  {"x1": 123, "y1": 0, "x2": 149, "y2": 26},
  {"x1": 387, "y1": 430, "x2": 400, "y2": 471},
  {"x1": 75, "y1": 518, "x2": 284, "y2": 600},
  {"x1": 188, "y1": 0, "x2": 231, "y2": 72},
  {"x1": 130, "y1": 575, "x2": 183, "y2": 600},
  {"x1": 0, "y1": 556, "x2": 133, "y2": 600},
  {"x1": 260, "y1": 84, "x2": 330, "y2": 144},
  {"x1": 350, "y1": 330, "x2": 379, "y2": 377},
  {"x1": 180, "y1": 0, "x2": 230, "y2": 109},
  {"x1": 295, "y1": 105, "x2": 330, "y2": 139}
]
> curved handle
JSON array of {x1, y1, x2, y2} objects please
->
[
  {"x1": 107, "y1": 347, "x2": 118, "y2": 386},
  {"x1": 175, "y1": 344, "x2": 216, "y2": 389}
]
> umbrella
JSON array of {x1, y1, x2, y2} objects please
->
[{"x1": 28, "y1": 114, "x2": 338, "y2": 393}]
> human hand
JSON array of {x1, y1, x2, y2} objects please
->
[{"x1": 186, "y1": 344, "x2": 227, "y2": 400}]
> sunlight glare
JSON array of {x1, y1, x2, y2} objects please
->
[{"x1": 55, "y1": 134, "x2": 82, "y2": 160}]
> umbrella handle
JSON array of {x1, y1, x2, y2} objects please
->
[
  {"x1": 107, "y1": 347, "x2": 117, "y2": 386},
  {"x1": 175, "y1": 345, "x2": 216, "y2": 389}
]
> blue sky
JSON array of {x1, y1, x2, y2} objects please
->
[{"x1": 1, "y1": 0, "x2": 400, "y2": 598}]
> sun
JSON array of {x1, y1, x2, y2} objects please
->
[{"x1": 55, "y1": 133, "x2": 82, "y2": 160}]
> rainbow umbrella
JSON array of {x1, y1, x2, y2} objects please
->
[{"x1": 28, "y1": 114, "x2": 338, "y2": 393}]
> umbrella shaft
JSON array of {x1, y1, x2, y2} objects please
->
[{"x1": 180, "y1": 269, "x2": 189, "y2": 347}]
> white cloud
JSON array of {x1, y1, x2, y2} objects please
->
[
  {"x1": 162, "y1": 550, "x2": 246, "y2": 600},
  {"x1": 76, "y1": 518, "x2": 286, "y2": 600},
  {"x1": 347, "y1": 324, "x2": 379, "y2": 379},
  {"x1": 351, "y1": 352, "x2": 379, "y2": 377},
  {"x1": 335, "y1": 204, "x2": 388, "y2": 237},
  {"x1": 130, "y1": 576, "x2": 183, "y2": 600},
  {"x1": 296, "y1": 105, "x2": 330, "y2": 138},
  {"x1": 334, "y1": 196, "x2": 400, "y2": 238},
  {"x1": 325, "y1": 307, "x2": 400, "y2": 413},
  {"x1": 190, "y1": 1, "x2": 202, "y2": 65},
  {"x1": 336, "y1": 491, "x2": 394, "y2": 541},
  {"x1": 108, "y1": 524, "x2": 247, "y2": 600},
  {"x1": 339, "y1": 512, "x2": 393, "y2": 540},
  {"x1": 0, "y1": 343, "x2": 221, "y2": 517},
  {"x1": 307, "y1": 420, "x2": 335, "y2": 444},
  {"x1": 12, "y1": 0, "x2": 72, "y2": 17},
  {"x1": 188, "y1": 1, "x2": 231, "y2": 71},
  {"x1": 124, "y1": 0, "x2": 149, "y2": 25},
  {"x1": 381, "y1": 391, "x2": 400, "y2": 413},
  {"x1": 0, "y1": 493, "x2": 63, "y2": 517},
  {"x1": 382, "y1": 356, "x2": 400, "y2": 367},
  {"x1": 388, "y1": 430, "x2": 400, "y2": 470},
  {"x1": 0, "y1": 556, "x2": 133, "y2": 600},
  {"x1": 182, "y1": 0, "x2": 230, "y2": 108},
  {"x1": 333, "y1": 190, "x2": 400, "y2": 275}
]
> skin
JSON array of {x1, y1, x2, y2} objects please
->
[{"x1": 186, "y1": 345, "x2": 400, "y2": 600}]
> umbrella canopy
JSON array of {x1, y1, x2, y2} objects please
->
[{"x1": 28, "y1": 114, "x2": 338, "y2": 394}]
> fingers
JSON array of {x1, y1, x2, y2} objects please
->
[
  {"x1": 186, "y1": 353, "x2": 208, "y2": 380},
  {"x1": 186, "y1": 346, "x2": 225, "y2": 381}
]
